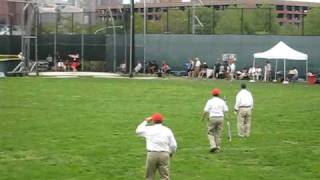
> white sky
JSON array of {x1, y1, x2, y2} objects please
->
[{"x1": 285, "y1": 0, "x2": 320, "y2": 2}]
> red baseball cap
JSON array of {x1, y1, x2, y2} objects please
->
[
  {"x1": 211, "y1": 88, "x2": 221, "y2": 96},
  {"x1": 151, "y1": 113, "x2": 164, "y2": 123}
]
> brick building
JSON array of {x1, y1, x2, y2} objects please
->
[
  {"x1": 0, "y1": 0, "x2": 24, "y2": 25},
  {"x1": 96, "y1": 0, "x2": 320, "y2": 26}
]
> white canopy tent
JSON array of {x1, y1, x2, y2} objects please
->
[{"x1": 253, "y1": 41, "x2": 308, "y2": 82}]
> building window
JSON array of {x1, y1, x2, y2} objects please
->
[
  {"x1": 287, "y1": 14, "x2": 292, "y2": 20},
  {"x1": 294, "y1": 6, "x2": 300, "y2": 11},
  {"x1": 148, "y1": 15, "x2": 153, "y2": 20},
  {"x1": 148, "y1": 8, "x2": 153, "y2": 13},
  {"x1": 276, "y1": 5, "x2": 284, "y2": 11},
  {"x1": 155, "y1": 8, "x2": 161, "y2": 12},
  {"x1": 287, "y1": 6, "x2": 293, "y2": 11},
  {"x1": 277, "y1": 13, "x2": 284, "y2": 18},
  {"x1": 213, "y1": 5, "x2": 220, "y2": 10}
]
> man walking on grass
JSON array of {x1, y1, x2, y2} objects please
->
[
  {"x1": 136, "y1": 113, "x2": 177, "y2": 180},
  {"x1": 234, "y1": 83, "x2": 254, "y2": 137},
  {"x1": 202, "y1": 88, "x2": 229, "y2": 153}
]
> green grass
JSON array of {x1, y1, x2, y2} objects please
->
[{"x1": 0, "y1": 77, "x2": 320, "y2": 180}]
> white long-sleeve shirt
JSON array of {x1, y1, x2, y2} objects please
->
[
  {"x1": 136, "y1": 121, "x2": 177, "y2": 153},
  {"x1": 204, "y1": 97, "x2": 228, "y2": 117},
  {"x1": 234, "y1": 89, "x2": 254, "y2": 111}
]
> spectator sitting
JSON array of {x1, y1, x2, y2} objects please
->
[
  {"x1": 218, "y1": 64, "x2": 225, "y2": 79},
  {"x1": 69, "y1": 54, "x2": 80, "y2": 72},
  {"x1": 199, "y1": 62, "x2": 208, "y2": 78},
  {"x1": 57, "y1": 60, "x2": 66, "y2": 71},
  {"x1": 46, "y1": 54, "x2": 53, "y2": 70},
  {"x1": 147, "y1": 61, "x2": 158, "y2": 74},
  {"x1": 276, "y1": 71, "x2": 284, "y2": 82},
  {"x1": 248, "y1": 66, "x2": 256, "y2": 80},
  {"x1": 134, "y1": 61, "x2": 143, "y2": 73},
  {"x1": 119, "y1": 63, "x2": 126, "y2": 73},
  {"x1": 239, "y1": 68, "x2": 249, "y2": 80},
  {"x1": 161, "y1": 61, "x2": 171, "y2": 74},
  {"x1": 288, "y1": 67, "x2": 298, "y2": 82}
]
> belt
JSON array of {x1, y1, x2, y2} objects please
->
[
  {"x1": 147, "y1": 150, "x2": 169, "y2": 153},
  {"x1": 239, "y1": 106, "x2": 251, "y2": 108}
]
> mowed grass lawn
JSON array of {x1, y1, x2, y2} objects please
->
[{"x1": 0, "y1": 77, "x2": 320, "y2": 180}]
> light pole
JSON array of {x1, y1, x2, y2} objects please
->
[
  {"x1": 108, "y1": 7, "x2": 117, "y2": 72},
  {"x1": 143, "y1": 0, "x2": 147, "y2": 73},
  {"x1": 123, "y1": 0, "x2": 135, "y2": 77},
  {"x1": 189, "y1": 0, "x2": 204, "y2": 34}
]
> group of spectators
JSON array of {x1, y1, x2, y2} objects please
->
[
  {"x1": 130, "y1": 58, "x2": 300, "y2": 82},
  {"x1": 185, "y1": 57, "x2": 237, "y2": 80},
  {"x1": 185, "y1": 58, "x2": 299, "y2": 82},
  {"x1": 46, "y1": 53, "x2": 81, "y2": 72},
  {"x1": 134, "y1": 60, "x2": 171, "y2": 76}
]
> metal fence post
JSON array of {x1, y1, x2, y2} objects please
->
[
  {"x1": 166, "y1": 8, "x2": 169, "y2": 33},
  {"x1": 81, "y1": 32, "x2": 84, "y2": 71},
  {"x1": 188, "y1": 7, "x2": 191, "y2": 34},
  {"x1": 301, "y1": 13, "x2": 304, "y2": 36},
  {"x1": 269, "y1": 8, "x2": 272, "y2": 34},
  {"x1": 240, "y1": 8, "x2": 244, "y2": 34},
  {"x1": 71, "y1": 12, "x2": 74, "y2": 34},
  {"x1": 212, "y1": 7, "x2": 215, "y2": 34}
]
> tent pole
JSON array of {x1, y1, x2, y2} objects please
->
[
  {"x1": 284, "y1": 59, "x2": 286, "y2": 82},
  {"x1": 306, "y1": 60, "x2": 308, "y2": 80},
  {"x1": 253, "y1": 58, "x2": 255, "y2": 68},
  {"x1": 275, "y1": 59, "x2": 278, "y2": 81}
]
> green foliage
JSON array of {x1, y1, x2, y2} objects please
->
[
  {"x1": 215, "y1": 5, "x2": 279, "y2": 35},
  {"x1": 215, "y1": 8, "x2": 242, "y2": 34},
  {"x1": 195, "y1": 7, "x2": 216, "y2": 35},
  {"x1": 278, "y1": 24, "x2": 301, "y2": 35},
  {"x1": 40, "y1": 23, "x2": 56, "y2": 34},
  {"x1": 134, "y1": 13, "x2": 162, "y2": 34},
  {"x1": 304, "y1": 7, "x2": 320, "y2": 35},
  {"x1": 134, "y1": 13, "x2": 144, "y2": 33},
  {"x1": 243, "y1": 5, "x2": 279, "y2": 35},
  {"x1": 146, "y1": 20, "x2": 162, "y2": 34},
  {"x1": 161, "y1": 9, "x2": 189, "y2": 34}
]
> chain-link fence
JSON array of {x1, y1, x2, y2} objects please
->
[
  {"x1": 1, "y1": 5, "x2": 320, "y2": 73},
  {"x1": 132, "y1": 6, "x2": 310, "y2": 36}
]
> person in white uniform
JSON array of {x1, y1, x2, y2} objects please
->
[
  {"x1": 202, "y1": 88, "x2": 229, "y2": 153},
  {"x1": 234, "y1": 83, "x2": 254, "y2": 137},
  {"x1": 136, "y1": 113, "x2": 177, "y2": 180}
]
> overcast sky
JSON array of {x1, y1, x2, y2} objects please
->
[
  {"x1": 286, "y1": 0, "x2": 320, "y2": 2},
  {"x1": 38, "y1": 0, "x2": 320, "y2": 4}
]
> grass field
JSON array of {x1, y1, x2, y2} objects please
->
[{"x1": 0, "y1": 77, "x2": 320, "y2": 180}]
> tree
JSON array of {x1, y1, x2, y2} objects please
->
[
  {"x1": 242, "y1": 5, "x2": 279, "y2": 35},
  {"x1": 195, "y1": 7, "x2": 217, "y2": 34},
  {"x1": 134, "y1": 13, "x2": 162, "y2": 34},
  {"x1": 215, "y1": 7, "x2": 242, "y2": 34},
  {"x1": 161, "y1": 9, "x2": 189, "y2": 34},
  {"x1": 134, "y1": 13, "x2": 144, "y2": 33},
  {"x1": 304, "y1": 7, "x2": 320, "y2": 35},
  {"x1": 215, "y1": 5, "x2": 279, "y2": 35},
  {"x1": 278, "y1": 24, "x2": 301, "y2": 35}
]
